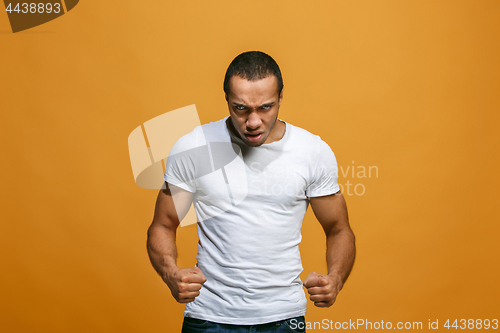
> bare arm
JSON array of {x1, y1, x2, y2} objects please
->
[
  {"x1": 146, "y1": 182, "x2": 206, "y2": 303},
  {"x1": 303, "y1": 191, "x2": 356, "y2": 307}
]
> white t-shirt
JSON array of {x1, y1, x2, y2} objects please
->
[{"x1": 164, "y1": 117, "x2": 339, "y2": 325}]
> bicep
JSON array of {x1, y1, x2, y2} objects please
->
[
  {"x1": 309, "y1": 192, "x2": 350, "y2": 236},
  {"x1": 152, "y1": 182, "x2": 194, "y2": 230}
]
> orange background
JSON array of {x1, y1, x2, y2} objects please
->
[{"x1": 1, "y1": 1, "x2": 499, "y2": 332}]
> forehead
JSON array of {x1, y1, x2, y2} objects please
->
[{"x1": 227, "y1": 75, "x2": 279, "y2": 102}]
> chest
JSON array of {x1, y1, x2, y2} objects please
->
[{"x1": 193, "y1": 150, "x2": 311, "y2": 207}]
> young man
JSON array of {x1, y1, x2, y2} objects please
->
[{"x1": 147, "y1": 51, "x2": 356, "y2": 332}]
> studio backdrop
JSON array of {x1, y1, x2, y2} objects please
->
[{"x1": 1, "y1": 1, "x2": 499, "y2": 332}]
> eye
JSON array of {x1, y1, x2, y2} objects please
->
[
  {"x1": 235, "y1": 105, "x2": 246, "y2": 110},
  {"x1": 261, "y1": 105, "x2": 272, "y2": 110}
]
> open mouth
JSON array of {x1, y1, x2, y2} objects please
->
[{"x1": 245, "y1": 133, "x2": 263, "y2": 142}]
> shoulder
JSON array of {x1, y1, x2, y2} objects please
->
[
  {"x1": 200, "y1": 117, "x2": 230, "y2": 142},
  {"x1": 170, "y1": 117, "x2": 228, "y2": 155},
  {"x1": 285, "y1": 121, "x2": 332, "y2": 152}
]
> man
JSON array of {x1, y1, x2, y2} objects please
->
[{"x1": 147, "y1": 51, "x2": 356, "y2": 332}]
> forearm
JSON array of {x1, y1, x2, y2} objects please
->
[
  {"x1": 147, "y1": 223, "x2": 179, "y2": 281},
  {"x1": 307, "y1": 193, "x2": 355, "y2": 307},
  {"x1": 326, "y1": 228, "x2": 356, "y2": 286}
]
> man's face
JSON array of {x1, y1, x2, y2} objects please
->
[{"x1": 226, "y1": 75, "x2": 283, "y2": 147}]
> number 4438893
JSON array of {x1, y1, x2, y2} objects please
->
[
  {"x1": 5, "y1": 3, "x2": 61, "y2": 14},
  {"x1": 444, "y1": 319, "x2": 498, "y2": 329}
]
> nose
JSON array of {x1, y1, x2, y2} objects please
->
[{"x1": 246, "y1": 111, "x2": 262, "y2": 131}]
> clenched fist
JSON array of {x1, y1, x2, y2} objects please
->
[
  {"x1": 165, "y1": 266, "x2": 207, "y2": 303},
  {"x1": 303, "y1": 271, "x2": 343, "y2": 308}
]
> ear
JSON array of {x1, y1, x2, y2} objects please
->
[
  {"x1": 278, "y1": 87, "x2": 284, "y2": 106},
  {"x1": 225, "y1": 93, "x2": 228, "y2": 102}
]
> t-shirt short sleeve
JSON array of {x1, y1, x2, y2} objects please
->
[
  {"x1": 306, "y1": 139, "x2": 340, "y2": 197},
  {"x1": 163, "y1": 138, "x2": 197, "y2": 193}
]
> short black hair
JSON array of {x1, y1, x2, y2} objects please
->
[{"x1": 223, "y1": 51, "x2": 283, "y2": 95}]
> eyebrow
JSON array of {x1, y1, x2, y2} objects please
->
[
  {"x1": 261, "y1": 102, "x2": 275, "y2": 108},
  {"x1": 232, "y1": 102, "x2": 275, "y2": 108}
]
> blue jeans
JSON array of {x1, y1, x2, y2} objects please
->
[{"x1": 181, "y1": 316, "x2": 306, "y2": 333}]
